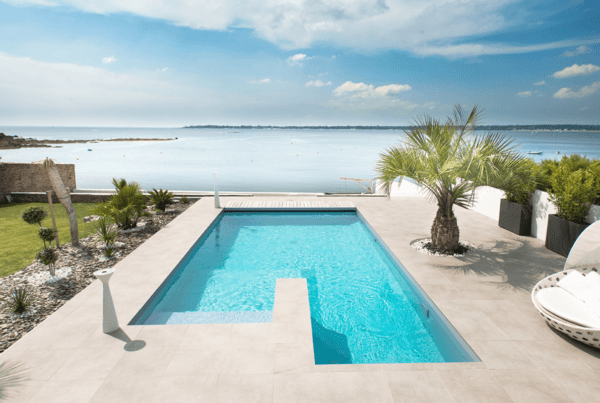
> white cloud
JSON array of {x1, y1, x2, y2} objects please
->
[
  {"x1": 305, "y1": 80, "x2": 332, "y2": 87},
  {"x1": 333, "y1": 81, "x2": 411, "y2": 98},
  {"x1": 562, "y1": 45, "x2": 591, "y2": 57},
  {"x1": 247, "y1": 78, "x2": 271, "y2": 84},
  {"x1": 161, "y1": 67, "x2": 168, "y2": 72},
  {"x1": 517, "y1": 91, "x2": 532, "y2": 97},
  {"x1": 412, "y1": 38, "x2": 600, "y2": 59},
  {"x1": 533, "y1": 80, "x2": 546, "y2": 86},
  {"x1": 287, "y1": 53, "x2": 314, "y2": 66},
  {"x1": 0, "y1": 51, "x2": 228, "y2": 126},
  {"x1": 102, "y1": 55, "x2": 117, "y2": 64},
  {"x1": 374, "y1": 84, "x2": 412, "y2": 96},
  {"x1": 552, "y1": 64, "x2": 600, "y2": 78},
  {"x1": 553, "y1": 81, "x2": 600, "y2": 99},
  {"x1": 15, "y1": 0, "x2": 600, "y2": 57}
]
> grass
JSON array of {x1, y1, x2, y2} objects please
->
[{"x1": 0, "y1": 203, "x2": 100, "y2": 278}]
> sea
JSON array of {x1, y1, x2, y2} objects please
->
[{"x1": 1, "y1": 127, "x2": 599, "y2": 193}]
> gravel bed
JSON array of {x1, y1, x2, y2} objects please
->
[
  {"x1": 410, "y1": 238, "x2": 475, "y2": 257},
  {"x1": 0, "y1": 201, "x2": 196, "y2": 354}
]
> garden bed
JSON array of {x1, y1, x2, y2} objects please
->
[{"x1": 0, "y1": 201, "x2": 196, "y2": 354}]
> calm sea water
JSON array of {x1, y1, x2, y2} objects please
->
[{"x1": 1, "y1": 126, "x2": 598, "y2": 193}]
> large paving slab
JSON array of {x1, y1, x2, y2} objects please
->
[{"x1": 1, "y1": 196, "x2": 599, "y2": 402}]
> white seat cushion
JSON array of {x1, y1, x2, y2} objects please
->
[
  {"x1": 558, "y1": 271, "x2": 600, "y2": 304},
  {"x1": 536, "y1": 287, "x2": 600, "y2": 329}
]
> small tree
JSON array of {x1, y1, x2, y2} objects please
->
[
  {"x1": 92, "y1": 179, "x2": 148, "y2": 229},
  {"x1": 376, "y1": 105, "x2": 524, "y2": 253},
  {"x1": 40, "y1": 158, "x2": 79, "y2": 246},
  {"x1": 148, "y1": 188, "x2": 175, "y2": 212},
  {"x1": 22, "y1": 206, "x2": 58, "y2": 275}
]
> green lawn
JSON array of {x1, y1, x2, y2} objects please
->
[{"x1": 0, "y1": 202, "x2": 100, "y2": 278}]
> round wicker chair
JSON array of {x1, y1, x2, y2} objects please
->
[
  {"x1": 532, "y1": 220, "x2": 600, "y2": 348},
  {"x1": 531, "y1": 268, "x2": 600, "y2": 349}
]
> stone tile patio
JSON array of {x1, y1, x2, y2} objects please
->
[{"x1": 1, "y1": 196, "x2": 599, "y2": 402}]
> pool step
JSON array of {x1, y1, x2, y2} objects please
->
[{"x1": 224, "y1": 201, "x2": 354, "y2": 208}]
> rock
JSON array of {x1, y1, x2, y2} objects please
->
[{"x1": 0, "y1": 201, "x2": 196, "y2": 354}]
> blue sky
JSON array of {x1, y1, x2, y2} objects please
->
[{"x1": 0, "y1": 0, "x2": 598, "y2": 126}]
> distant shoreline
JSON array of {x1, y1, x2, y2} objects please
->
[
  {"x1": 0, "y1": 133, "x2": 175, "y2": 150},
  {"x1": 183, "y1": 125, "x2": 600, "y2": 132}
]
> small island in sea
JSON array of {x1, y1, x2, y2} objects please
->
[{"x1": 0, "y1": 133, "x2": 176, "y2": 150}]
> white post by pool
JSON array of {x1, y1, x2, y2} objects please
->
[
  {"x1": 213, "y1": 172, "x2": 221, "y2": 208},
  {"x1": 93, "y1": 268, "x2": 119, "y2": 333}
]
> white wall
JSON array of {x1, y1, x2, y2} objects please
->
[
  {"x1": 385, "y1": 176, "x2": 599, "y2": 242},
  {"x1": 377, "y1": 177, "x2": 426, "y2": 197},
  {"x1": 530, "y1": 190, "x2": 558, "y2": 240},
  {"x1": 467, "y1": 186, "x2": 506, "y2": 221}
]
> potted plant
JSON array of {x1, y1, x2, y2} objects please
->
[
  {"x1": 495, "y1": 158, "x2": 539, "y2": 236},
  {"x1": 544, "y1": 155, "x2": 600, "y2": 257}
]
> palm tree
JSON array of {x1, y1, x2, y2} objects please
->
[
  {"x1": 0, "y1": 360, "x2": 29, "y2": 400},
  {"x1": 40, "y1": 158, "x2": 79, "y2": 246},
  {"x1": 376, "y1": 105, "x2": 523, "y2": 253}
]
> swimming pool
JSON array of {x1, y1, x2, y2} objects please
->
[{"x1": 130, "y1": 209, "x2": 479, "y2": 364}]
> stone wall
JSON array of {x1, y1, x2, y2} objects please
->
[
  {"x1": 8, "y1": 192, "x2": 110, "y2": 204},
  {"x1": 0, "y1": 162, "x2": 76, "y2": 203}
]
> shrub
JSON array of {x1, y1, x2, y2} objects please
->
[
  {"x1": 21, "y1": 207, "x2": 47, "y2": 227},
  {"x1": 103, "y1": 245, "x2": 116, "y2": 258},
  {"x1": 493, "y1": 158, "x2": 540, "y2": 205},
  {"x1": 96, "y1": 217, "x2": 117, "y2": 246},
  {"x1": 2, "y1": 287, "x2": 32, "y2": 314},
  {"x1": 38, "y1": 227, "x2": 58, "y2": 249},
  {"x1": 36, "y1": 246, "x2": 57, "y2": 272},
  {"x1": 92, "y1": 179, "x2": 148, "y2": 229},
  {"x1": 148, "y1": 188, "x2": 175, "y2": 212},
  {"x1": 180, "y1": 196, "x2": 189, "y2": 204},
  {"x1": 547, "y1": 155, "x2": 600, "y2": 223}
]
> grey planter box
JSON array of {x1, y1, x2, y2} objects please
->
[
  {"x1": 498, "y1": 199, "x2": 531, "y2": 236},
  {"x1": 545, "y1": 214, "x2": 589, "y2": 257}
]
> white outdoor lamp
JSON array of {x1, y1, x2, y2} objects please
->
[
  {"x1": 213, "y1": 172, "x2": 221, "y2": 208},
  {"x1": 93, "y1": 268, "x2": 119, "y2": 333}
]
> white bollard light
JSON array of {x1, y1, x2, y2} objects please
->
[
  {"x1": 93, "y1": 268, "x2": 119, "y2": 333},
  {"x1": 213, "y1": 172, "x2": 221, "y2": 208}
]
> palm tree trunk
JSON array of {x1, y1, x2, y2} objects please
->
[
  {"x1": 430, "y1": 206, "x2": 460, "y2": 252},
  {"x1": 42, "y1": 158, "x2": 79, "y2": 246}
]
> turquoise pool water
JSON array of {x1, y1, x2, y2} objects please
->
[{"x1": 131, "y1": 210, "x2": 478, "y2": 364}]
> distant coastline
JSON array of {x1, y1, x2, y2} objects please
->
[
  {"x1": 0, "y1": 133, "x2": 175, "y2": 150},
  {"x1": 183, "y1": 124, "x2": 600, "y2": 132}
]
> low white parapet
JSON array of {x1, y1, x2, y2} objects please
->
[
  {"x1": 384, "y1": 176, "x2": 599, "y2": 242},
  {"x1": 377, "y1": 177, "x2": 425, "y2": 197}
]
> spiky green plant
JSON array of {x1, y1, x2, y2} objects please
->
[
  {"x1": 180, "y1": 196, "x2": 190, "y2": 204},
  {"x1": 96, "y1": 216, "x2": 117, "y2": 245},
  {"x1": 376, "y1": 104, "x2": 524, "y2": 252},
  {"x1": 492, "y1": 158, "x2": 541, "y2": 205},
  {"x1": 92, "y1": 180, "x2": 148, "y2": 229},
  {"x1": 0, "y1": 360, "x2": 29, "y2": 400},
  {"x1": 103, "y1": 245, "x2": 116, "y2": 258},
  {"x1": 148, "y1": 188, "x2": 175, "y2": 212},
  {"x1": 2, "y1": 287, "x2": 33, "y2": 314},
  {"x1": 112, "y1": 178, "x2": 127, "y2": 191}
]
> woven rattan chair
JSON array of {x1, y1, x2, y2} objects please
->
[{"x1": 531, "y1": 221, "x2": 600, "y2": 348}]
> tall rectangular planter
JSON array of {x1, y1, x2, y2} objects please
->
[
  {"x1": 498, "y1": 199, "x2": 531, "y2": 236},
  {"x1": 545, "y1": 214, "x2": 590, "y2": 257}
]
